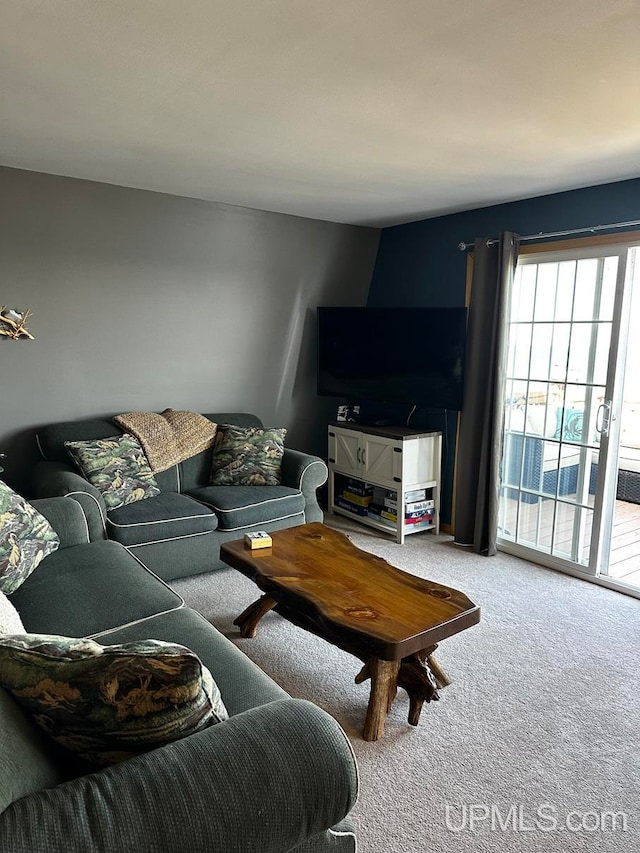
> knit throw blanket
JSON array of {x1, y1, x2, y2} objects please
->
[{"x1": 114, "y1": 409, "x2": 217, "y2": 473}]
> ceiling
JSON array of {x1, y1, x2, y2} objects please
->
[{"x1": 2, "y1": 1, "x2": 640, "y2": 227}]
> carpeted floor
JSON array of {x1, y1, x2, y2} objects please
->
[{"x1": 174, "y1": 516, "x2": 640, "y2": 853}]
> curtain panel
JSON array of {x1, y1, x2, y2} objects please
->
[{"x1": 454, "y1": 232, "x2": 520, "y2": 554}]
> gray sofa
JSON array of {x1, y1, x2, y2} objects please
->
[
  {"x1": 33, "y1": 413, "x2": 328, "y2": 581},
  {"x1": 0, "y1": 497, "x2": 358, "y2": 853}
]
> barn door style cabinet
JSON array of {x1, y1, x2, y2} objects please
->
[{"x1": 327, "y1": 422, "x2": 442, "y2": 544}]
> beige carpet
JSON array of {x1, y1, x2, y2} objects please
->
[{"x1": 174, "y1": 516, "x2": 640, "y2": 853}]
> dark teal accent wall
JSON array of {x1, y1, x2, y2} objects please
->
[
  {"x1": 369, "y1": 177, "x2": 640, "y2": 308},
  {"x1": 367, "y1": 177, "x2": 640, "y2": 524}
]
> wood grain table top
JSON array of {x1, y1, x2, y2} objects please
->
[{"x1": 220, "y1": 522, "x2": 480, "y2": 660}]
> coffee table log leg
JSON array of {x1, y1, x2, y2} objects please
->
[
  {"x1": 417, "y1": 643, "x2": 452, "y2": 690},
  {"x1": 234, "y1": 595, "x2": 277, "y2": 638},
  {"x1": 357, "y1": 647, "x2": 449, "y2": 731},
  {"x1": 363, "y1": 658, "x2": 400, "y2": 742},
  {"x1": 399, "y1": 653, "x2": 441, "y2": 727},
  {"x1": 354, "y1": 661, "x2": 370, "y2": 684},
  {"x1": 356, "y1": 661, "x2": 397, "y2": 712},
  {"x1": 387, "y1": 682, "x2": 398, "y2": 712},
  {"x1": 426, "y1": 652, "x2": 451, "y2": 689}
]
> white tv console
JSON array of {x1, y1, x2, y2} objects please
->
[{"x1": 327, "y1": 422, "x2": 442, "y2": 544}]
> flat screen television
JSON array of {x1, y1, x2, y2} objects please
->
[{"x1": 317, "y1": 306, "x2": 467, "y2": 412}]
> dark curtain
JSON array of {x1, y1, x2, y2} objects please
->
[{"x1": 453, "y1": 231, "x2": 520, "y2": 554}]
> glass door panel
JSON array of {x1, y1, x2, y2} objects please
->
[
  {"x1": 601, "y1": 249, "x2": 640, "y2": 587},
  {"x1": 498, "y1": 247, "x2": 629, "y2": 576}
]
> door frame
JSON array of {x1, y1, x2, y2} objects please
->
[{"x1": 491, "y1": 232, "x2": 640, "y2": 600}]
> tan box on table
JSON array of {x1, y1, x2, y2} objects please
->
[{"x1": 244, "y1": 531, "x2": 273, "y2": 550}]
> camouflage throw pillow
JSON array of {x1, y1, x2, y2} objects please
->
[
  {"x1": 210, "y1": 425, "x2": 287, "y2": 486},
  {"x1": 65, "y1": 435, "x2": 161, "y2": 510},
  {"x1": 0, "y1": 634, "x2": 229, "y2": 766},
  {"x1": 0, "y1": 481, "x2": 60, "y2": 594}
]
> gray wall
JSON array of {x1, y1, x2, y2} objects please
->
[{"x1": 0, "y1": 167, "x2": 379, "y2": 493}]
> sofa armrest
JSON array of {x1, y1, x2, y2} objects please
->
[
  {"x1": 32, "y1": 461, "x2": 106, "y2": 541},
  {"x1": 0, "y1": 698, "x2": 358, "y2": 853},
  {"x1": 30, "y1": 497, "x2": 92, "y2": 549},
  {"x1": 281, "y1": 449, "x2": 328, "y2": 524}
]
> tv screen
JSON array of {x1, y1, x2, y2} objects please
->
[{"x1": 317, "y1": 306, "x2": 467, "y2": 411}]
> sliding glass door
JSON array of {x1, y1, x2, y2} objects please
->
[
  {"x1": 601, "y1": 252, "x2": 640, "y2": 585},
  {"x1": 497, "y1": 245, "x2": 635, "y2": 581}
]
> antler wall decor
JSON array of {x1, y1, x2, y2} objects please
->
[{"x1": 0, "y1": 307, "x2": 34, "y2": 340}]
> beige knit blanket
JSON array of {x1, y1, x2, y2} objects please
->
[{"x1": 114, "y1": 409, "x2": 217, "y2": 473}]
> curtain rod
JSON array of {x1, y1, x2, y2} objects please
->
[{"x1": 457, "y1": 218, "x2": 640, "y2": 251}]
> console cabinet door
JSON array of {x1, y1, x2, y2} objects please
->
[
  {"x1": 329, "y1": 427, "x2": 361, "y2": 477},
  {"x1": 361, "y1": 434, "x2": 401, "y2": 488}
]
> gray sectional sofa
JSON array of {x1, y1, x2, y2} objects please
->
[
  {"x1": 1, "y1": 496, "x2": 358, "y2": 853},
  {"x1": 33, "y1": 412, "x2": 328, "y2": 581}
]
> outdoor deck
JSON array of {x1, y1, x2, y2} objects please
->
[
  {"x1": 500, "y1": 497, "x2": 640, "y2": 588},
  {"x1": 609, "y1": 499, "x2": 640, "y2": 586}
]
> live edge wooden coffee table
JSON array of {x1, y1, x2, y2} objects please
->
[{"x1": 220, "y1": 522, "x2": 480, "y2": 741}]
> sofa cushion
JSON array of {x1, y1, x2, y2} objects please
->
[
  {"x1": 0, "y1": 481, "x2": 60, "y2": 594},
  {"x1": 10, "y1": 540, "x2": 183, "y2": 637},
  {"x1": 0, "y1": 590, "x2": 24, "y2": 633},
  {"x1": 65, "y1": 435, "x2": 161, "y2": 510},
  {"x1": 186, "y1": 485, "x2": 305, "y2": 531},
  {"x1": 210, "y1": 425, "x2": 287, "y2": 486},
  {"x1": 106, "y1": 492, "x2": 218, "y2": 547},
  {"x1": 0, "y1": 634, "x2": 228, "y2": 766}
]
